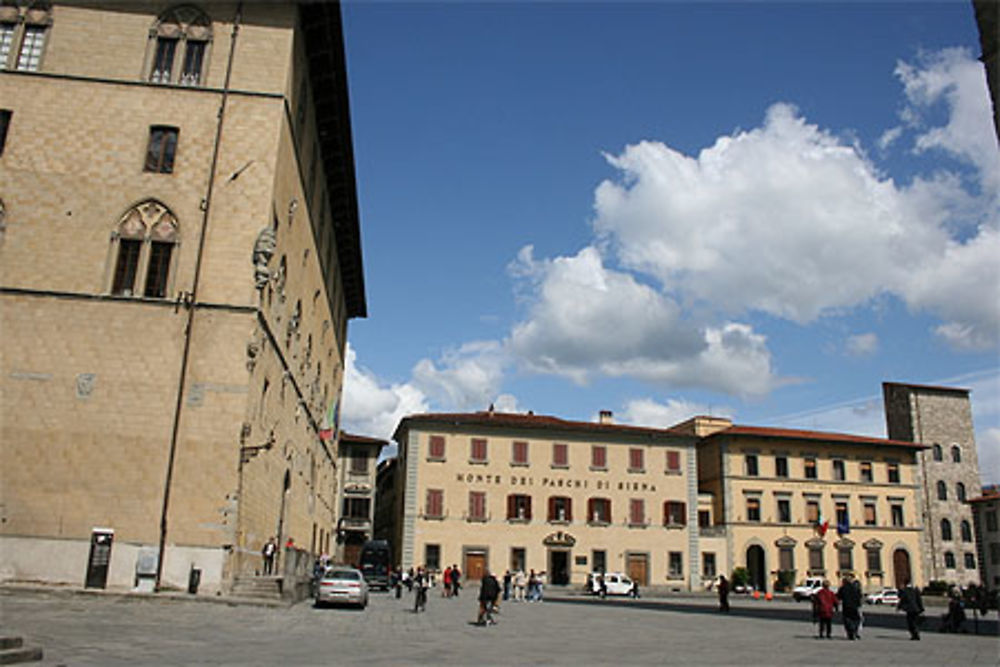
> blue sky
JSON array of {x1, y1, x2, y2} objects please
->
[{"x1": 337, "y1": 1, "x2": 999, "y2": 486}]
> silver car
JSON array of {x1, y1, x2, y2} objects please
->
[{"x1": 315, "y1": 567, "x2": 369, "y2": 608}]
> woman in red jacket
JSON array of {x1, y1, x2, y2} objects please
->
[{"x1": 812, "y1": 580, "x2": 839, "y2": 639}]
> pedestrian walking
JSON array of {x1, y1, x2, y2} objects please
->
[
  {"x1": 836, "y1": 576, "x2": 862, "y2": 640},
  {"x1": 599, "y1": 573, "x2": 608, "y2": 599},
  {"x1": 476, "y1": 570, "x2": 501, "y2": 625},
  {"x1": 261, "y1": 537, "x2": 276, "y2": 575},
  {"x1": 451, "y1": 564, "x2": 461, "y2": 597},
  {"x1": 897, "y1": 579, "x2": 924, "y2": 640},
  {"x1": 502, "y1": 570, "x2": 512, "y2": 601},
  {"x1": 629, "y1": 579, "x2": 640, "y2": 599},
  {"x1": 717, "y1": 574, "x2": 730, "y2": 612},
  {"x1": 813, "y1": 580, "x2": 838, "y2": 639},
  {"x1": 514, "y1": 569, "x2": 527, "y2": 602},
  {"x1": 413, "y1": 567, "x2": 428, "y2": 613},
  {"x1": 528, "y1": 569, "x2": 539, "y2": 602},
  {"x1": 442, "y1": 565, "x2": 453, "y2": 598}
]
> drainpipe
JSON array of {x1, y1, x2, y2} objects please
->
[{"x1": 155, "y1": 2, "x2": 243, "y2": 592}]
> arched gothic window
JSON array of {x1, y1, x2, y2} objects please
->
[
  {"x1": 960, "y1": 520, "x2": 972, "y2": 542},
  {"x1": 937, "y1": 480, "x2": 948, "y2": 501},
  {"x1": 932, "y1": 444, "x2": 942, "y2": 461},
  {"x1": 146, "y1": 5, "x2": 212, "y2": 86},
  {"x1": 109, "y1": 200, "x2": 179, "y2": 298},
  {"x1": 951, "y1": 445, "x2": 962, "y2": 463},
  {"x1": 940, "y1": 518, "x2": 952, "y2": 542},
  {"x1": 957, "y1": 482, "x2": 966, "y2": 502}
]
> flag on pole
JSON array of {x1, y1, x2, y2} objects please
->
[
  {"x1": 815, "y1": 512, "x2": 829, "y2": 537},
  {"x1": 836, "y1": 515, "x2": 850, "y2": 536}
]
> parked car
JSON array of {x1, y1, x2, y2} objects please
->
[
  {"x1": 587, "y1": 572, "x2": 635, "y2": 596},
  {"x1": 792, "y1": 577, "x2": 825, "y2": 601},
  {"x1": 865, "y1": 588, "x2": 899, "y2": 605},
  {"x1": 315, "y1": 567, "x2": 369, "y2": 608}
]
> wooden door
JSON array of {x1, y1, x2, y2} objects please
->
[
  {"x1": 627, "y1": 553, "x2": 648, "y2": 586},
  {"x1": 893, "y1": 549, "x2": 911, "y2": 589},
  {"x1": 465, "y1": 551, "x2": 487, "y2": 580}
]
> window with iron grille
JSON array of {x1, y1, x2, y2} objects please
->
[
  {"x1": 0, "y1": 23, "x2": 15, "y2": 69},
  {"x1": 16, "y1": 25, "x2": 45, "y2": 71}
]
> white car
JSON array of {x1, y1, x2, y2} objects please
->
[
  {"x1": 315, "y1": 567, "x2": 369, "y2": 608},
  {"x1": 589, "y1": 572, "x2": 635, "y2": 596},
  {"x1": 865, "y1": 588, "x2": 899, "y2": 605},
  {"x1": 792, "y1": 577, "x2": 824, "y2": 601}
]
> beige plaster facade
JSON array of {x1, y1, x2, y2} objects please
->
[
  {"x1": 335, "y1": 433, "x2": 386, "y2": 566},
  {"x1": 696, "y1": 420, "x2": 928, "y2": 594},
  {"x1": 392, "y1": 412, "x2": 703, "y2": 591},
  {"x1": 0, "y1": 1, "x2": 365, "y2": 594}
]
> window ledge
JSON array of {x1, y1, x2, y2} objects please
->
[
  {"x1": 587, "y1": 520, "x2": 610, "y2": 527},
  {"x1": 466, "y1": 516, "x2": 487, "y2": 523},
  {"x1": 628, "y1": 522, "x2": 649, "y2": 529},
  {"x1": 468, "y1": 459, "x2": 488, "y2": 466},
  {"x1": 627, "y1": 468, "x2": 646, "y2": 474},
  {"x1": 589, "y1": 466, "x2": 607, "y2": 472},
  {"x1": 666, "y1": 574, "x2": 685, "y2": 581},
  {"x1": 663, "y1": 469, "x2": 682, "y2": 476},
  {"x1": 548, "y1": 519, "x2": 571, "y2": 526},
  {"x1": 422, "y1": 514, "x2": 445, "y2": 521},
  {"x1": 550, "y1": 463, "x2": 569, "y2": 470},
  {"x1": 507, "y1": 517, "x2": 531, "y2": 524},
  {"x1": 662, "y1": 523, "x2": 686, "y2": 530},
  {"x1": 426, "y1": 457, "x2": 446, "y2": 463},
  {"x1": 510, "y1": 462, "x2": 529, "y2": 468}
]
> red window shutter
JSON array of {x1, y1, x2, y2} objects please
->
[
  {"x1": 513, "y1": 440, "x2": 528, "y2": 464},
  {"x1": 630, "y1": 499, "x2": 643, "y2": 525},
  {"x1": 507, "y1": 494, "x2": 516, "y2": 519},
  {"x1": 605, "y1": 498, "x2": 612, "y2": 523},
  {"x1": 553, "y1": 443, "x2": 567, "y2": 466},
  {"x1": 588, "y1": 498, "x2": 595, "y2": 522},
  {"x1": 629, "y1": 448, "x2": 643, "y2": 470},
  {"x1": 678, "y1": 502, "x2": 686, "y2": 525},
  {"x1": 667, "y1": 450, "x2": 680, "y2": 471},
  {"x1": 663, "y1": 500, "x2": 671, "y2": 525},
  {"x1": 427, "y1": 489, "x2": 442, "y2": 517},
  {"x1": 592, "y1": 446, "x2": 606, "y2": 468},
  {"x1": 525, "y1": 496, "x2": 532, "y2": 520},
  {"x1": 471, "y1": 438, "x2": 487, "y2": 461},
  {"x1": 565, "y1": 497, "x2": 572, "y2": 522}
]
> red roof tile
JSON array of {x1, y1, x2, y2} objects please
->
[
  {"x1": 394, "y1": 411, "x2": 687, "y2": 441},
  {"x1": 709, "y1": 424, "x2": 926, "y2": 449}
]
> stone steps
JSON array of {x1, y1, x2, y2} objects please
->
[
  {"x1": 230, "y1": 576, "x2": 283, "y2": 600},
  {"x1": 0, "y1": 636, "x2": 42, "y2": 665}
]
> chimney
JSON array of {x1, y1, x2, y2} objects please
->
[{"x1": 599, "y1": 410, "x2": 613, "y2": 424}]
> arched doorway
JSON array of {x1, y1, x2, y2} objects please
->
[
  {"x1": 892, "y1": 548, "x2": 911, "y2": 589},
  {"x1": 746, "y1": 545, "x2": 766, "y2": 592}
]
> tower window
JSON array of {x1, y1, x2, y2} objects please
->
[
  {"x1": 109, "y1": 200, "x2": 179, "y2": 299},
  {"x1": 16, "y1": 25, "x2": 45, "y2": 71},
  {"x1": 147, "y1": 6, "x2": 212, "y2": 86},
  {"x1": 145, "y1": 126, "x2": 179, "y2": 173}
]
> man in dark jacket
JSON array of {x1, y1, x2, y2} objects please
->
[
  {"x1": 836, "y1": 576, "x2": 862, "y2": 640},
  {"x1": 717, "y1": 574, "x2": 730, "y2": 612},
  {"x1": 897, "y1": 580, "x2": 925, "y2": 640},
  {"x1": 477, "y1": 570, "x2": 501, "y2": 625}
]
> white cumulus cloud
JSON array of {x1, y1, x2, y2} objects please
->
[
  {"x1": 412, "y1": 340, "x2": 509, "y2": 411},
  {"x1": 845, "y1": 333, "x2": 879, "y2": 357},
  {"x1": 341, "y1": 344, "x2": 429, "y2": 442},
  {"x1": 619, "y1": 397, "x2": 733, "y2": 429}
]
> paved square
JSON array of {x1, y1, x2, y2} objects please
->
[{"x1": 2, "y1": 588, "x2": 997, "y2": 665}]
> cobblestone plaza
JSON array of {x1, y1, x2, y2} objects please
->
[{"x1": 3, "y1": 586, "x2": 996, "y2": 665}]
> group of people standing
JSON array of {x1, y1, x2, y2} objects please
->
[{"x1": 499, "y1": 568, "x2": 545, "y2": 602}]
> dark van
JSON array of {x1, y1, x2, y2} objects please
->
[{"x1": 359, "y1": 540, "x2": 392, "y2": 590}]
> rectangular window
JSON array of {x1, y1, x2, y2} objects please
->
[
  {"x1": 775, "y1": 456, "x2": 788, "y2": 478},
  {"x1": 592, "y1": 550, "x2": 607, "y2": 573},
  {"x1": 425, "y1": 489, "x2": 443, "y2": 519},
  {"x1": 428, "y1": 435, "x2": 445, "y2": 460},
  {"x1": 468, "y1": 491, "x2": 486, "y2": 521},
  {"x1": 180, "y1": 40, "x2": 206, "y2": 86},
  {"x1": 143, "y1": 241, "x2": 173, "y2": 298},
  {"x1": 511, "y1": 547, "x2": 526, "y2": 572},
  {"x1": 838, "y1": 546, "x2": 853, "y2": 571},
  {"x1": 809, "y1": 546, "x2": 824, "y2": 572},
  {"x1": 549, "y1": 496, "x2": 572, "y2": 522},
  {"x1": 591, "y1": 445, "x2": 607, "y2": 470},
  {"x1": 833, "y1": 459, "x2": 845, "y2": 481},
  {"x1": 745, "y1": 454, "x2": 758, "y2": 476},
  {"x1": 0, "y1": 109, "x2": 10, "y2": 156},
  {"x1": 804, "y1": 458, "x2": 817, "y2": 479},
  {"x1": 350, "y1": 449, "x2": 368, "y2": 474},
  {"x1": 964, "y1": 552, "x2": 976, "y2": 569},
  {"x1": 777, "y1": 498, "x2": 791, "y2": 524},
  {"x1": 891, "y1": 503, "x2": 904, "y2": 527},
  {"x1": 552, "y1": 443, "x2": 568, "y2": 468},
  {"x1": 698, "y1": 509, "x2": 711, "y2": 527},
  {"x1": 0, "y1": 23, "x2": 15, "y2": 68},
  {"x1": 864, "y1": 502, "x2": 877, "y2": 526},
  {"x1": 664, "y1": 501, "x2": 686, "y2": 526},
  {"x1": 779, "y1": 546, "x2": 794, "y2": 572},
  {"x1": 702, "y1": 552, "x2": 716, "y2": 578},
  {"x1": 628, "y1": 448, "x2": 644, "y2": 472},
  {"x1": 470, "y1": 438, "x2": 488, "y2": 463},
  {"x1": 666, "y1": 450, "x2": 681, "y2": 472},
  {"x1": 425, "y1": 544, "x2": 441, "y2": 571},
  {"x1": 507, "y1": 494, "x2": 532, "y2": 521},
  {"x1": 987, "y1": 511, "x2": 998, "y2": 532},
  {"x1": 341, "y1": 497, "x2": 370, "y2": 519},
  {"x1": 866, "y1": 547, "x2": 882, "y2": 573},
  {"x1": 629, "y1": 499, "x2": 645, "y2": 526},
  {"x1": 860, "y1": 461, "x2": 873, "y2": 483},
  {"x1": 16, "y1": 25, "x2": 45, "y2": 71},
  {"x1": 150, "y1": 37, "x2": 177, "y2": 83},
  {"x1": 746, "y1": 497, "x2": 761, "y2": 522},
  {"x1": 668, "y1": 551, "x2": 683, "y2": 578},
  {"x1": 806, "y1": 500, "x2": 820, "y2": 523},
  {"x1": 145, "y1": 126, "x2": 178, "y2": 174},
  {"x1": 112, "y1": 239, "x2": 142, "y2": 296},
  {"x1": 589, "y1": 497, "x2": 611, "y2": 524},
  {"x1": 887, "y1": 463, "x2": 900, "y2": 484},
  {"x1": 512, "y1": 440, "x2": 529, "y2": 465}
]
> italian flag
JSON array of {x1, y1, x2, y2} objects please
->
[{"x1": 815, "y1": 513, "x2": 829, "y2": 537}]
